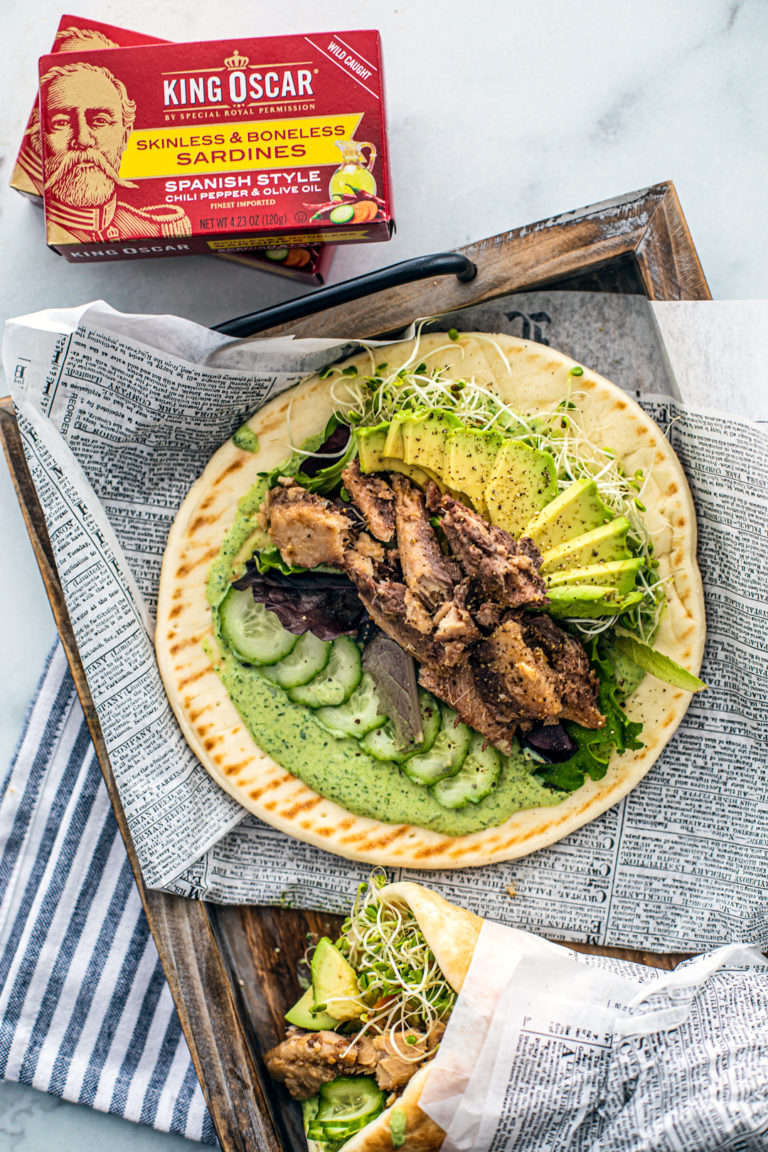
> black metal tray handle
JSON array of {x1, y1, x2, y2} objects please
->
[{"x1": 213, "y1": 252, "x2": 477, "y2": 338}]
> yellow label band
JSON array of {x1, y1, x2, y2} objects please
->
[{"x1": 120, "y1": 114, "x2": 363, "y2": 179}]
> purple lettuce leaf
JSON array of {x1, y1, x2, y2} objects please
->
[
  {"x1": 519, "y1": 722, "x2": 577, "y2": 763},
  {"x1": 231, "y1": 565, "x2": 368, "y2": 641},
  {"x1": 298, "y1": 423, "x2": 351, "y2": 479}
]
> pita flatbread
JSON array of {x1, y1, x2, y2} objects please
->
[{"x1": 156, "y1": 333, "x2": 705, "y2": 868}]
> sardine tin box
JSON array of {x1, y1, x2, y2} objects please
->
[
  {"x1": 17, "y1": 17, "x2": 336, "y2": 280},
  {"x1": 37, "y1": 30, "x2": 393, "y2": 264},
  {"x1": 14, "y1": 17, "x2": 336, "y2": 281}
]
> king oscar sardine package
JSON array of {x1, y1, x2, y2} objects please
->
[
  {"x1": 13, "y1": 17, "x2": 338, "y2": 282},
  {"x1": 37, "y1": 30, "x2": 393, "y2": 263}
]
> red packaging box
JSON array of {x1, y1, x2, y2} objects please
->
[
  {"x1": 11, "y1": 16, "x2": 335, "y2": 282},
  {"x1": 37, "y1": 30, "x2": 393, "y2": 264}
]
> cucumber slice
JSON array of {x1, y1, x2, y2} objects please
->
[
  {"x1": 315, "y1": 673, "x2": 387, "y2": 737},
  {"x1": 307, "y1": 1116, "x2": 372, "y2": 1140},
  {"x1": 288, "y1": 637, "x2": 362, "y2": 708},
  {"x1": 430, "y1": 734, "x2": 502, "y2": 809},
  {"x1": 401, "y1": 707, "x2": 472, "y2": 785},
  {"x1": 410, "y1": 692, "x2": 441, "y2": 752},
  {"x1": 303, "y1": 1096, "x2": 319, "y2": 1119},
  {"x1": 260, "y1": 632, "x2": 331, "y2": 689},
  {"x1": 302, "y1": 1097, "x2": 320, "y2": 1133},
  {"x1": 219, "y1": 587, "x2": 298, "y2": 665},
  {"x1": 329, "y1": 204, "x2": 355, "y2": 223},
  {"x1": 360, "y1": 691, "x2": 441, "y2": 762},
  {"x1": 358, "y1": 720, "x2": 400, "y2": 762},
  {"x1": 315, "y1": 1076, "x2": 384, "y2": 1127}
]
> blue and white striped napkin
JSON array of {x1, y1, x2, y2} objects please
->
[{"x1": 0, "y1": 644, "x2": 217, "y2": 1144}]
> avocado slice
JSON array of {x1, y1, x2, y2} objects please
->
[
  {"x1": 231, "y1": 519, "x2": 271, "y2": 575},
  {"x1": 285, "y1": 986, "x2": 341, "y2": 1031},
  {"x1": 357, "y1": 422, "x2": 389, "y2": 471},
  {"x1": 358, "y1": 423, "x2": 442, "y2": 489},
  {"x1": 444, "y1": 428, "x2": 504, "y2": 515},
  {"x1": 386, "y1": 460, "x2": 444, "y2": 489},
  {"x1": 401, "y1": 410, "x2": 462, "y2": 478},
  {"x1": 545, "y1": 558, "x2": 643, "y2": 595},
  {"x1": 311, "y1": 937, "x2": 362, "y2": 1023},
  {"x1": 540, "y1": 517, "x2": 632, "y2": 573},
  {"x1": 484, "y1": 441, "x2": 558, "y2": 538},
  {"x1": 523, "y1": 478, "x2": 615, "y2": 552},
  {"x1": 544, "y1": 585, "x2": 643, "y2": 618},
  {"x1": 383, "y1": 413, "x2": 412, "y2": 458}
]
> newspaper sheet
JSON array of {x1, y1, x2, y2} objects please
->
[
  {"x1": 418, "y1": 922, "x2": 768, "y2": 1151},
  {"x1": 3, "y1": 293, "x2": 767, "y2": 952}
]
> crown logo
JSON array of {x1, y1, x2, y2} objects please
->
[{"x1": 225, "y1": 49, "x2": 249, "y2": 70}]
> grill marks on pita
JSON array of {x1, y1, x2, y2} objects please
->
[{"x1": 262, "y1": 469, "x2": 605, "y2": 750}]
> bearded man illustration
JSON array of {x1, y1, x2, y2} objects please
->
[
  {"x1": 40, "y1": 61, "x2": 191, "y2": 243},
  {"x1": 12, "y1": 26, "x2": 121, "y2": 198}
]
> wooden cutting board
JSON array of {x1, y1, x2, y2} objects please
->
[{"x1": 0, "y1": 181, "x2": 709, "y2": 1152}]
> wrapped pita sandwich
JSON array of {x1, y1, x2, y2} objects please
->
[
  {"x1": 264, "y1": 876, "x2": 481, "y2": 1152},
  {"x1": 156, "y1": 332, "x2": 705, "y2": 867}
]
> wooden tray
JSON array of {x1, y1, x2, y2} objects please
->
[{"x1": 0, "y1": 181, "x2": 710, "y2": 1152}]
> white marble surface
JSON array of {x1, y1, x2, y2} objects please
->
[{"x1": 1, "y1": 0, "x2": 767, "y2": 1148}]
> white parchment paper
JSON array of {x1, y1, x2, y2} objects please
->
[{"x1": 418, "y1": 922, "x2": 768, "y2": 1152}]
